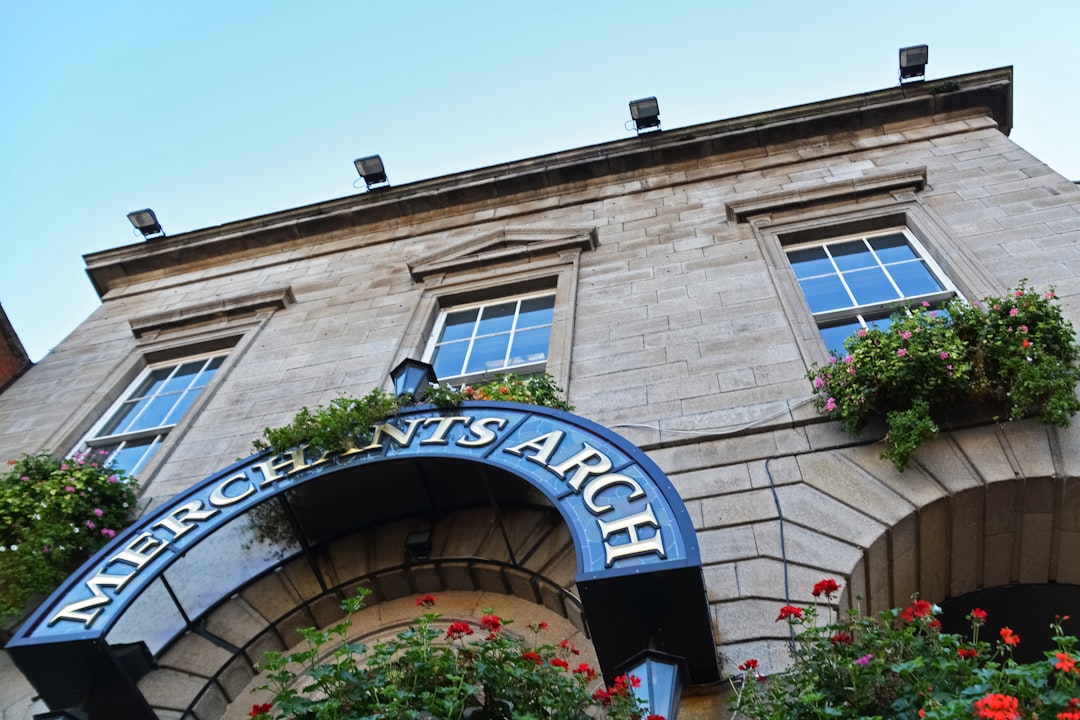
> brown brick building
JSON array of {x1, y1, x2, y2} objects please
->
[{"x1": 2, "y1": 66, "x2": 1079, "y2": 719}]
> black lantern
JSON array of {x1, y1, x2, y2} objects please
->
[
  {"x1": 34, "y1": 710, "x2": 89, "y2": 720},
  {"x1": 389, "y1": 358, "x2": 437, "y2": 402},
  {"x1": 629, "y1": 97, "x2": 661, "y2": 132},
  {"x1": 623, "y1": 650, "x2": 684, "y2": 720}
]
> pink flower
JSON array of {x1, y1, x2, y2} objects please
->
[
  {"x1": 1045, "y1": 291, "x2": 1056, "y2": 299},
  {"x1": 65, "y1": 485, "x2": 76, "y2": 492},
  {"x1": 940, "y1": 352, "x2": 949, "y2": 359},
  {"x1": 856, "y1": 328, "x2": 867, "y2": 337},
  {"x1": 855, "y1": 654, "x2": 873, "y2": 666},
  {"x1": 85, "y1": 520, "x2": 96, "y2": 530},
  {"x1": 901, "y1": 330, "x2": 912, "y2": 339},
  {"x1": 813, "y1": 376, "x2": 825, "y2": 389},
  {"x1": 825, "y1": 397, "x2": 837, "y2": 412},
  {"x1": 921, "y1": 301, "x2": 930, "y2": 307},
  {"x1": 1019, "y1": 325, "x2": 1028, "y2": 333},
  {"x1": 93, "y1": 508, "x2": 104, "y2": 517},
  {"x1": 1009, "y1": 307, "x2": 1019, "y2": 317},
  {"x1": 108, "y1": 475, "x2": 119, "y2": 483},
  {"x1": 827, "y1": 356, "x2": 837, "y2": 364},
  {"x1": 898, "y1": 348, "x2": 908, "y2": 357},
  {"x1": 101, "y1": 528, "x2": 116, "y2": 538}
]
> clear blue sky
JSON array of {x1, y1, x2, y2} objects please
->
[{"x1": 2, "y1": 1, "x2": 1077, "y2": 362}]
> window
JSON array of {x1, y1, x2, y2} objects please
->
[
  {"x1": 425, "y1": 292, "x2": 556, "y2": 382},
  {"x1": 79, "y1": 352, "x2": 228, "y2": 475},
  {"x1": 786, "y1": 228, "x2": 955, "y2": 352}
]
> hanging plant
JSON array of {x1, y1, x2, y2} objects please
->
[
  {"x1": 0, "y1": 451, "x2": 139, "y2": 621},
  {"x1": 252, "y1": 373, "x2": 572, "y2": 456},
  {"x1": 807, "y1": 282, "x2": 1080, "y2": 470}
]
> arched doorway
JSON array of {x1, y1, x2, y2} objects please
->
[{"x1": 7, "y1": 402, "x2": 718, "y2": 718}]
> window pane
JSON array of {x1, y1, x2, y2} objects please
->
[
  {"x1": 829, "y1": 241, "x2": 876, "y2": 271},
  {"x1": 517, "y1": 296, "x2": 555, "y2": 328},
  {"x1": 432, "y1": 340, "x2": 469, "y2": 378},
  {"x1": 191, "y1": 356, "x2": 225, "y2": 388},
  {"x1": 475, "y1": 302, "x2": 516, "y2": 336},
  {"x1": 844, "y1": 267, "x2": 897, "y2": 305},
  {"x1": 126, "y1": 395, "x2": 178, "y2": 431},
  {"x1": 788, "y1": 247, "x2": 833, "y2": 279},
  {"x1": 466, "y1": 334, "x2": 510, "y2": 374},
  {"x1": 819, "y1": 321, "x2": 862, "y2": 355},
  {"x1": 129, "y1": 367, "x2": 172, "y2": 401},
  {"x1": 869, "y1": 233, "x2": 916, "y2": 263},
  {"x1": 163, "y1": 389, "x2": 203, "y2": 426},
  {"x1": 509, "y1": 327, "x2": 550, "y2": 366},
  {"x1": 160, "y1": 361, "x2": 205, "y2": 394},
  {"x1": 110, "y1": 436, "x2": 160, "y2": 476},
  {"x1": 889, "y1": 260, "x2": 944, "y2": 297},
  {"x1": 439, "y1": 309, "x2": 478, "y2": 342},
  {"x1": 100, "y1": 397, "x2": 151, "y2": 435},
  {"x1": 798, "y1": 275, "x2": 852, "y2": 313}
]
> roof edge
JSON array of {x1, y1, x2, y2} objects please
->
[{"x1": 84, "y1": 67, "x2": 1013, "y2": 297}]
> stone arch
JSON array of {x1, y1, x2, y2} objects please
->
[{"x1": 711, "y1": 420, "x2": 1080, "y2": 675}]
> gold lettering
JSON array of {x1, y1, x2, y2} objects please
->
[
  {"x1": 359, "y1": 418, "x2": 425, "y2": 451},
  {"x1": 48, "y1": 569, "x2": 133, "y2": 627},
  {"x1": 420, "y1": 416, "x2": 470, "y2": 445},
  {"x1": 581, "y1": 474, "x2": 645, "y2": 514},
  {"x1": 209, "y1": 472, "x2": 256, "y2": 507},
  {"x1": 152, "y1": 500, "x2": 218, "y2": 540},
  {"x1": 503, "y1": 430, "x2": 564, "y2": 466},
  {"x1": 598, "y1": 504, "x2": 665, "y2": 566},
  {"x1": 456, "y1": 417, "x2": 507, "y2": 448},
  {"x1": 548, "y1": 443, "x2": 613, "y2": 491},
  {"x1": 250, "y1": 446, "x2": 314, "y2": 486},
  {"x1": 110, "y1": 531, "x2": 170, "y2": 569}
]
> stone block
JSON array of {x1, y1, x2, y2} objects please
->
[{"x1": 157, "y1": 632, "x2": 232, "y2": 677}]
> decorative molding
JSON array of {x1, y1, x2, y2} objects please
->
[
  {"x1": 725, "y1": 166, "x2": 928, "y2": 223},
  {"x1": 407, "y1": 228, "x2": 598, "y2": 281},
  {"x1": 128, "y1": 287, "x2": 296, "y2": 338}
]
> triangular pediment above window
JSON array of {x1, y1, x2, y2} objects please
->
[{"x1": 408, "y1": 228, "x2": 598, "y2": 281}]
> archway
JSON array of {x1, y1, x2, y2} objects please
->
[{"x1": 7, "y1": 402, "x2": 718, "y2": 718}]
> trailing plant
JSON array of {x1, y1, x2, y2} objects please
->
[
  {"x1": 252, "y1": 589, "x2": 659, "y2": 720},
  {"x1": 807, "y1": 282, "x2": 1080, "y2": 470},
  {"x1": 730, "y1": 581, "x2": 1080, "y2": 720},
  {"x1": 253, "y1": 373, "x2": 572, "y2": 455},
  {"x1": 0, "y1": 451, "x2": 139, "y2": 621}
]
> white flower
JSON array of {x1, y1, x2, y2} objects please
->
[
  {"x1": 9, "y1": 545, "x2": 17, "y2": 551},
  {"x1": 72, "y1": 527, "x2": 79, "y2": 534},
  {"x1": 33, "y1": 514, "x2": 41, "y2": 520},
  {"x1": 0, "y1": 547, "x2": 5, "y2": 553}
]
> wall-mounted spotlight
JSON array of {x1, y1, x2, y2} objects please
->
[
  {"x1": 126, "y1": 209, "x2": 164, "y2": 239},
  {"x1": 899, "y1": 44, "x2": 928, "y2": 82},
  {"x1": 628, "y1": 97, "x2": 661, "y2": 133},
  {"x1": 354, "y1": 154, "x2": 389, "y2": 189}
]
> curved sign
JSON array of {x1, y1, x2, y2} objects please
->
[{"x1": 13, "y1": 402, "x2": 701, "y2": 641}]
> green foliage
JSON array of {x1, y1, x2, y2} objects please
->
[
  {"x1": 731, "y1": 583, "x2": 1080, "y2": 720},
  {"x1": 0, "y1": 451, "x2": 139, "y2": 620},
  {"x1": 807, "y1": 283, "x2": 1080, "y2": 470},
  {"x1": 252, "y1": 589, "x2": 654, "y2": 720},
  {"x1": 254, "y1": 374, "x2": 573, "y2": 455}
]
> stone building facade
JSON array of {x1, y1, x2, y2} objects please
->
[{"x1": 3, "y1": 66, "x2": 1080, "y2": 719}]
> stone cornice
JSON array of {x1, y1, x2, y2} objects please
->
[{"x1": 84, "y1": 67, "x2": 1013, "y2": 297}]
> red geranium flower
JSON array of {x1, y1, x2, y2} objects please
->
[
  {"x1": 958, "y1": 647, "x2": 979, "y2": 659},
  {"x1": 973, "y1": 692, "x2": 1020, "y2": 720},
  {"x1": 812, "y1": 579, "x2": 841, "y2": 597},
  {"x1": 969, "y1": 607, "x2": 988, "y2": 625},
  {"x1": 521, "y1": 650, "x2": 542, "y2": 665},
  {"x1": 446, "y1": 621, "x2": 473, "y2": 639},
  {"x1": 900, "y1": 599, "x2": 934, "y2": 623},
  {"x1": 249, "y1": 703, "x2": 273, "y2": 718},
  {"x1": 776, "y1": 605, "x2": 804, "y2": 622},
  {"x1": 550, "y1": 657, "x2": 569, "y2": 670},
  {"x1": 1056, "y1": 652, "x2": 1078, "y2": 674},
  {"x1": 1000, "y1": 627, "x2": 1020, "y2": 647},
  {"x1": 738, "y1": 658, "x2": 759, "y2": 671},
  {"x1": 481, "y1": 613, "x2": 501, "y2": 634},
  {"x1": 830, "y1": 632, "x2": 854, "y2": 645},
  {"x1": 573, "y1": 662, "x2": 598, "y2": 680},
  {"x1": 415, "y1": 594, "x2": 436, "y2": 608}
]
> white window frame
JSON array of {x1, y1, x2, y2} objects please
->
[
  {"x1": 422, "y1": 290, "x2": 557, "y2": 384},
  {"x1": 74, "y1": 350, "x2": 229, "y2": 476},
  {"x1": 785, "y1": 227, "x2": 958, "y2": 351}
]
